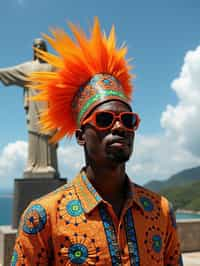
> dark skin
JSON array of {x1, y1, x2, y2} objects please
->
[{"x1": 76, "y1": 100, "x2": 135, "y2": 218}]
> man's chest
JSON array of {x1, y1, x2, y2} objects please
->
[{"x1": 51, "y1": 201, "x2": 167, "y2": 266}]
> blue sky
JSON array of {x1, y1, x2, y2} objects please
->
[{"x1": 1, "y1": 0, "x2": 200, "y2": 189}]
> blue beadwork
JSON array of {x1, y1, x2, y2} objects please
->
[
  {"x1": 103, "y1": 79, "x2": 111, "y2": 85},
  {"x1": 140, "y1": 197, "x2": 154, "y2": 211},
  {"x1": 68, "y1": 243, "x2": 88, "y2": 264},
  {"x1": 124, "y1": 208, "x2": 140, "y2": 266},
  {"x1": 82, "y1": 174, "x2": 102, "y2": 202},
  {"x1": 152, "y1": 235, "x2": 162, "y2": 253},
  {"x1": 23, "y1": 204, "x2": 47, "y2": 234},
  {"x1": 79, "y1": 87, "x2": 84, "y2": 92},
  {"x1": 89, "y1": 74, "x2": 102, "y2": 86},
  {"x1": 11, "y1": 250, "x2": 18, "y2": 266},
  {"x1": 99, "y1": 205, "x2": 122, "y2": 266},
  {"x1": 66, "y1": 200, "x2": 84, "y2": 217}
]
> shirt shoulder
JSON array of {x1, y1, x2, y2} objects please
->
[
  {"x1": 132, "y1": 182, "x2": 170, "y2": 217},
  {"x1": 32, "y1": 182, "x2": 74, "y2": 211}
]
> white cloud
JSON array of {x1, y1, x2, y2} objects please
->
[
  {"x1": 161, "y1": 46, "x2": 200, "y2": 157},
  {"x1": 0, "y1": 141, "x2": 27, "y2": 190},
  {"x1": 58, "y1": 141, "x2": 84, "y2": 180},
  {"x1": 129, "y1": 46, "x2": 200, "y2": 184},
  {"x1": 0, "y1": 140, "x2": 84, "y2": 190},
  {"x1": 127, "y1": 45, "x2": 200, "y2": 185},
  {"x1": 1, "y1": 133, "x2": 200, "y2": 191},
  {"x1": 1, "y1": 46, "x2": 200, "y2": 190},
  {"x1": 127, "y1": 134, "x2": 200, "y2": 185}
]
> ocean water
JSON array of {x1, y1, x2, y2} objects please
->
[
  {"x1": 176, "y1": 212, "x2": 200, "y2": 220},
  {"x1": 0, "y1": 197, "x2": 13, "y2": 225},
  {"x1": 0, "y1": 197, "x2": 200, "y2": 225}
]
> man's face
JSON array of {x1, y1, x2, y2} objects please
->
[{"x1": 77, "y1": 100, "x2": 135, "y2": 167}]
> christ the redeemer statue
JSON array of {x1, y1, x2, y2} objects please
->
[{"x1": 0, "y1": 39, "x2": 59, "y2": 178}]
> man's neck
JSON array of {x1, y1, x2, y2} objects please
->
[{"x1": 85, "y1": 164, "x2": 126, "y2": 203}]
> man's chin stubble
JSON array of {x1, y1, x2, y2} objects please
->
[{"x1": 106, "y1": 150, "x2": 130, "y2": 164}]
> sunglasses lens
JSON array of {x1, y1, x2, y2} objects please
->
[
  {"x1": 122, "y1": 113, "x2": 137, "y2": 129},
  {"x1": 96, "y1": 112, "x2": 113, "y2": 128}
]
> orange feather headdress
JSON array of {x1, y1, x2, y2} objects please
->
[{"x1": 29, "y1": 17, "x2": 134, "y2": 143}]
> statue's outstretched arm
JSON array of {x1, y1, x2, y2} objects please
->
[{"x1": 0, "y1": 63, "x2": 29, "y2": 87}]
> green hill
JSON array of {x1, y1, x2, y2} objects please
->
[
  {"x1": 160, "y1": 180, "x2": 200, "y2": 211},
  {"x1": 144, "y1": 166, "x2": 200, "y2": 211},
  {"x1": 144, "y1": 166, "x2": 200, "y2": 192}
]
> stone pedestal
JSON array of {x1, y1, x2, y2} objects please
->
[
  {"x1": 0, "y1": 177, "x2": 67, "y2": 265},
  {"x1": 12, "y1": 177, "x2": 67, "y2": 228},
  {"x1": 177, "y1": 219, "x2": 200, "y2": 252},
  {"x1": 0, "y1": 226, "x2": 17, "y2": 266}
]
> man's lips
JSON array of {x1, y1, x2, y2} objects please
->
[
  {"x1": 109, "y1": 142, "x2": 127, "y2": 148},
  {"x1": 107, "y1": 138, "x2": 130, "y2": 146}
]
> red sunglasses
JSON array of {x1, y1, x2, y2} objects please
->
[{"x1": 82, "y1": 111, "x2": 140, "y2": 131}]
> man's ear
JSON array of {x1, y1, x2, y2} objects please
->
[{"x1": 75, "y1": 128, "x2": 86, "y2": 146}]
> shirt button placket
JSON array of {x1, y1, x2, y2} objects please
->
[{"x1": 118, "y1": 221, "x2": 126, "y2": 259}]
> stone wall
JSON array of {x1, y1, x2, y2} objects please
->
[
  {"x1": 177, "y1": 219, "x2": 200, "y2": 252},
  {"x1": 0, "y1": 226, "x2": 17, "y2": 266}
]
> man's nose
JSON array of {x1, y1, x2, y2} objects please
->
[{"x1": 111, "y1": 119, "x2": 125, "y2": 133}]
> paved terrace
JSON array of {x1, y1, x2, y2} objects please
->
[{"x1": 183, "y1": 252, "x2": 200, "y2": 266}]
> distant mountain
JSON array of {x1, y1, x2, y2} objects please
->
[
  {"x1": 144, "y1": 166, "x2": 200, "y2": 192},
  {"x1": 161, "y1": 180, "x2": 200, "y2": 211}
]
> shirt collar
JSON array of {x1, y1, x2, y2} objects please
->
[
  {"x1": 125, "y1": 176, "x2": 145, "y2": 212},
  {"x1": 73, "y1": 170, "x2": 144, "y2": 214},
  {"x1": 73, "y1": 170, "x2": 103, "y2": 213}
]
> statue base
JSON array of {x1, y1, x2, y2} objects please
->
[
  {"x1": 23, "y1": 167, "x2": 60, "y2": 178},
  {"x1": 12, "y1": 177, "x2": 67, "y2": 228},
  {"x1": 0, "y1": 225, "x2": 17, "y2": 266}
]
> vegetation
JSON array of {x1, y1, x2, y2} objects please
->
[
  {"x1": 144, "y1": 166, "x2": 200, "y2": 211},
  {"x1": 160, "y1": 180, "x2": 200, "y2": 211},
  {"x1": 145, "y1": 166, "x2": 200, "y2": 192}
]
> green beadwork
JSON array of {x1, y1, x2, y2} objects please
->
[{"x1": 77, "y1": 90, "x2": 127, "y2": 124}]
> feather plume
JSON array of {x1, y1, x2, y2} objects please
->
[{"x1": 28, "y1": 17, "x2": 133, "y2": 142}]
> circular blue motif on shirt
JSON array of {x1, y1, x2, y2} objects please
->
[
  {"x1": 140, "y1": 197, "x2": 154, "y2": 211},
  {"x1": 23, "y1": 204, "x2": 47, "y2": 234},
  {"x1": 152, "y1": 235, "x2": 162, "y2": 253},
  {"x1": 66, "y1": 200, "x2": 83, "y2": 217},
  {"x1": 68, "y1": 243, "x2": 88, "y2": 264},
  {"x1": 11, "y1": 250, "x2": 18, "y2": 266}
]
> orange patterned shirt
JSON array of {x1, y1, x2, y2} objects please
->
[{"x1": 12, "y1": 171, "x2": 183, "y2": 265}]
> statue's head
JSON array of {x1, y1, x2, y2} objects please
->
[{"x1": 33, "y1": 38, "x2": 47, "y2": 60}]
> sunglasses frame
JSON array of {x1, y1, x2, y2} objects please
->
[{"x1": 82, "y1": 110, "x2": 140, "y2": 131}]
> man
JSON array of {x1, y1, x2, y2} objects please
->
[
  {"x1": 0, "y1": 39, "x2": 58, "y2": 178},
  {"x1": 11, "y1": 18, "x2": 183, "y2": 265}
]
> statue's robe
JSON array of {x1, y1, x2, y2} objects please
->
[{"x1": 0, "y1": 61, "x2": 59, "y2": 178}]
